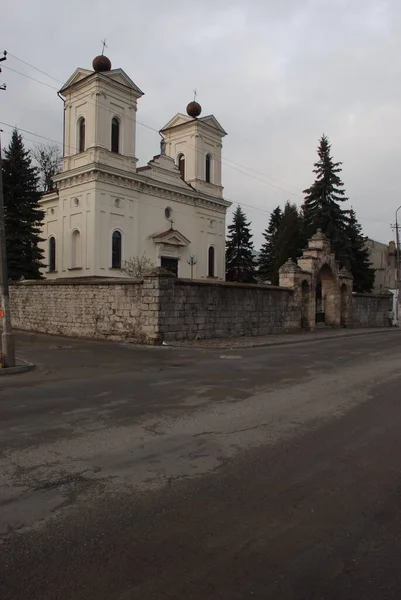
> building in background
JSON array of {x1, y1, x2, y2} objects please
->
[
  {"x1": 365, "y1": 238, "x2": 396, "y2": 294},
  {"x1": 40, "y1": 53, "x2": 230, "y2": 280}
]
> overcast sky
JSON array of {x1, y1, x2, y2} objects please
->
[{"x1": 2, "y1": 0, "x2": 400, "y2": 247}]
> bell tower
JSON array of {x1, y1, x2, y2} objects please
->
[
  {"x1": 161, "y1": 100, "x2": 227, "y2": 199},
  {"x1": 59, "y1": 53, "x2": 144, "y2": 174}
]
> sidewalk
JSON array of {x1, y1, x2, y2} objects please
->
[{"x1": 171, "y1": 327, "x2": 399, "y2": 349}]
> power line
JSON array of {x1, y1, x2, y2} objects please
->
[
  {"x1": 6, "y1": 52, "x2": 306, "y2": 199},
  {"x1": 6, "y1": 50, "x2": 397, "y2": 219},
  {"x1": 0, "y1": 121, "x2": 388, "y2": 227},
  {"x1": 0, "y1": 121, "x2": 62, "y2": 146},
  {"x1": 2, "y1": 54, "x2": 392, "y2": 226},
  {"x1": 0, "y1": 120, "x2": 273, "y2": 219},
  {"x1": 2, "y1": 65, "x2": 59, "y2": 90},
  {"x1": 6, "y1": 52, "x2": 63, "y2": 83}
]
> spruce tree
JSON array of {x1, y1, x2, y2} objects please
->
[
  {"x1": 258, "y1": 206, "x2": 282, "y2": 283},
  {"x1": 2, "y1": 129, "x2": 45, "y2": 280},
  {"x1": 273, "y1": 202, "x2": 303, "y2": 283},
  {"x1": 226, "y1": 205, "x2": 257, "y2": 283},
  {"x1": 302, "y1": 134, "x2": 350, "y2": 265},
  {"x1": 345, "y1": 209, "x2": 375, "y2": 293}
]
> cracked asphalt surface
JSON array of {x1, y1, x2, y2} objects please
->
[{"x1": 1, "y1": 330, "x2": 401, "y2": 599}]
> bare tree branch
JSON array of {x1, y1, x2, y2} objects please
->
[
  {"x1": 122, "y1": 254, "x2": 156, "y2": 278},
  {"x1": 31, "y1": 143, "x2": 62, "y2": 193}
]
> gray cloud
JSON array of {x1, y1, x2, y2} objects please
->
[{"x1": 2, "y1": 0, "x2": 400, "y2": 247}]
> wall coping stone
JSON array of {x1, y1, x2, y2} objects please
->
[
  {"x1": 143, "y1": 267, "x2": 176, "y2": 278},
  {"x1": 10, "y1": 278, "x2": 143, "y2": 287},
  {"x1": 352, "y1": 292, "x2": 393, "y2": 299},
  {"x1": 175, "y1": 278, "x2": 293, "y2": 292}
]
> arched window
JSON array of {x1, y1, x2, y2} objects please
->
[
  {"x1": 111, "y1": 117, "x2": 120, "y2": 153},
  {"x1": 208, "y1": 245, "x2": 215, "y2": 277},
  {"x1": 177, "y1": 153, "x2": 185, "y2": 180},
  {"x1": 205, "y1": 153, "x2": 212, "y2": 183},
  {"x1": 49, "y1": 236, "x2": 56, "y2": 272},
  {"x1": 71, "y1": 229, "x2": 81, "y2": 268},
  {"x1": 77, "y1": 117, "x2": 85, "y2": 153},
  {"x1": 112, "y1": 230, "x2": 122, "y2": 269}
]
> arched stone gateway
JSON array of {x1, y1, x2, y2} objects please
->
[
  {"x1": 279, "y1": 230, "x2": 353, "y2": 330},
  {"x1": 316, "y1": 263, "x2": 338, "y2": 326}
]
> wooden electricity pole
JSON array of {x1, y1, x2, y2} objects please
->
[
  {"x1": 395, "y1": 207, "x2": 401, "y2": 327},
  {"x1": 0, "y1": 51, "x2": 15, "y2": 367}
]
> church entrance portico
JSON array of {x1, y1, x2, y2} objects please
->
[{"x1": 152, "y1": 228, "x2": 190, "y2": 278}]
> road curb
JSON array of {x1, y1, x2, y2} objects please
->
[
  {"x1": 0, "y1": 358, "x2": 35, "y2": 376},
  {"x1": 170, "y1": 328, "x2": 399, "y2": 351}
]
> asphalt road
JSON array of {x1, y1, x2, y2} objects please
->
[{"x1": 1, "y1": 330, "x2": 401, "y2": 599}]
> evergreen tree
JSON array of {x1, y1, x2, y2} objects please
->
[
  {"x1": 258, "y1": 206, "x2": 282, "y2": 282},
  {"x1": 2, "y1": 129, "x2": 45, "y2": 280},
  {"x1": 302, "y1": 134, "x2": 350, "y2": 265},
  {"x1": 226, "y1": 205, "x2": 257, "y2": 283},
  {"x1": 273, "y1": 202, "x2": 303, "y2": 284},
  {"x1": 345, "y1": 209, "x2": 375, "y2": 293}
]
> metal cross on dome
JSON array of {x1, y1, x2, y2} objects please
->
[{"x1": 101, "y1": 38, "x2": 108, "y2": 55}]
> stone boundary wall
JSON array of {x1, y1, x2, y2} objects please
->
[
  {"x1": 159, "y1": 278, "x2": 297, "y2": 342},
  {"x1": 352, "y1": 293, "x2": 393, "y2": 328},
  {"x1": 9, "y1": 274, "x2": 297, "y2": 344},
  {"x1": 9, "y1": 278, "x2": 147, "y2": 342},
  {"x1": 8, "y1": 274, "x2": 394, "y2": 345}
]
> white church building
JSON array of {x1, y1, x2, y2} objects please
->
[{"x1": 40, "y1": 53, "x2": 231, "y2": 280}]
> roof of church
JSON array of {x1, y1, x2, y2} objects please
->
[
  {"x1": 59, "y1": 67, "x2": 144, "y2": 97},
  {"x1": 161, "y1": 113, "x2": 227, "y2": 136},
  {"x1": 136, "y1": 153, "x2": 193, "y2": 191}
]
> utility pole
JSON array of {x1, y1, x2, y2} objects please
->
[
  {"x1": 395, "y1": 206, "x2": 401, "y2": 327},
  {"x1": 0, "y1": 50, "x2": 15, "y2": 367},
  {"x1": 0, "y1": 50, "x2": 7, "y2": 91}
]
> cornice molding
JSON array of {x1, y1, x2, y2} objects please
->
[{"x1": 53, "y1": 166, "x2": 229, "y2": 213}]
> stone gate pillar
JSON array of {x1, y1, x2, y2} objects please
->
[
  {"x1": 141, "y1": 267, "x2": 175, "y2": 344},
  {"x1": 279, "y1": 259, "x2": 306, "y2": 330}
]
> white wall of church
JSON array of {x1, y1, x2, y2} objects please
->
[
  {"x1": 41, "y1": 183, "x2": 226, "y2": 280},
  {"x1": 40, "y1": 186, "x2": 96, "y2": 277}
]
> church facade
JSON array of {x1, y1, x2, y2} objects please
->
[{"x1": 40, "y1": 54, "x2": 231, "y2": 280}]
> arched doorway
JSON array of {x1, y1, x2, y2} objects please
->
[
  {"x1": 301, "y1": 280, "x2": 310, "y2": 329},
  {"x1": 340, "y1": 284, "x2": 348, "y2": 326},
  {"x1": 315, "y1": 264, "x2": 339, "y2": 327}
]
